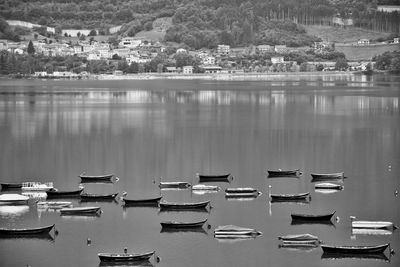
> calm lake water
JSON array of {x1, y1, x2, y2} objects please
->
[{"x1": 0, "y1": 74, "x2": 399, "y2": 267}]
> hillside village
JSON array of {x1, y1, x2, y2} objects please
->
[{"x1": 0, "y1": 18, "x2": 399, "y2": 78}]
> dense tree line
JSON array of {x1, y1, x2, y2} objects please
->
[{"x1": 373, "y1": 51, "x2": 400, "y2": 73}]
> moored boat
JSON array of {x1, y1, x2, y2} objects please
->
[
  {"x1": 1, "y1": 183, "x2": 22, "y2": 190},
  {"x1": 214, "y1": 225, "x2": 262, "y2": 236},
  {"x1": 46, "y1": 188, "x2": 84, "y2": 198},
  {"x1": 159, "y1": 182, "x2": 191, "y2": 189},
  {"x1": 98, "y1": 251, "x2": 155, "y2": 262},
  {"x1": 0, "y1": 194, "x2": 29, "y2": 205},
  {"x1": 160, "y1": 218, "x2": 207, "y2": 229},
  {"x1": 314, "y1": 183, "x2": 343, "y2": 190},
  {"x1": 79, "y1": 173, "x2": 114, "y2": 182},
  {"x1": 351, "y1": 220, "x2": 397, "y2": 230},
  {"x1": 80, "y1": 193, "x2": 118, "y2": 200},
  {"x1": 21, "y1": 182, "x2": 54, "y2": 191},
  {"x1": 311, "y1": 172, "x2": 344, "y2": 179},
  {"x1": 159, "y1": 200, "x2": 210, "y2": 210},
  {"x1": 192, "y1": 184, "x2": 220, "y2": 191},
  {"x1": 278, "y1": 233, "x2": 319, "y2": 241},
  {"x1": 122, "y1": 196, "x2": 162, "y2": 206},
  {"x1": 0, "y1": 224, "x2": 55, "y2": 235},
  {"x1": 225, "y1": 191, "x2": 261, "y2": 198},
  {"x1": 291, "y1": 211, "x2": 336, "y2": 222},
  {"x1": 270, "y1": 192, "x2": 309, "y2": 201},
  {"x1": 198, "y1": 173, "x2": 231, "y2": 182},
  {"x1": 60, "y1": 206, "x2": 101, "y2": 215},
  {"x1": 321, "y1": 243, "x2": 390, "y2": 254},
  {"x1": 225, "y1": 187, "x2": 258, "y2": 193},
  {"x1": 267, "y1": 169, "x2": 301, "y2": 177}
]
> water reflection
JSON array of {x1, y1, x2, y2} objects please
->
[
  {"x1": 1, "y1": 87, "x2": 398, "y2": 140},
  {"x1": 0, "y1": 205, "x2": 29, "y2": 218}
]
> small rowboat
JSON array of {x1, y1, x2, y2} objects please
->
[
  {"x1": 311, "y1": 172, "x2": 344, "y2": 179},
  {"x1": 321, "y1": 243, "x2": 390, "y2": 254},
  {"x1": 314, "y1": 183, "x2": 343, "y2": 190},
  {"x1": 278, "y1": 233, "x2": 319, "y2": 241},
  {"x1": 351, "y1": 220, "x2": 397, "y2": 230},
  {"x1": 225, "y1": 187, "x2": 258, "y2": 193},
  {"x1": 60, "y1": 206, "x2": 101, "y2": 215},
  {"x1": 1, "y1": 183, "x2": 22, "y2": 190},
  {"x1": 160, "y1": 219, "x2": 207, "y2": 229},
  {"x1": 291, "y1": 211, "x2": 336, "y2": 222},
  {"x1": 0, "y1": 194, "x2": 29, "y2": 205},
  {"x1": 159, "y1": 182, "x2": 191, "y2": 189},
  {"x1": 267, "y1": 169, "x2": 301, "y2": 177},
  {"x1": 46, "y1": 188, "x2": 84, "y2": 198},
  {"x1": 192, "y1": 184, "x2": 220, "y2": 191},
  {"x1": 37, "y1": 201, "x2": 72, "y2": 209},
  {"x1": 21, "y1": 182, "x2": 53, "y2": 191},
  {"x1": 198, "y1": 173, "x2": 231, "y2": 182},
  {"x1": 79, "y1": 173, "x2": 114, "y2": 182},
  {"x1": 80, "y1": 193, "x2": 118, "y2": 200},
  {"x1": 0, "y1": 224, "x2": 55, "y2": 235},
  {"x1": 214, "y1": 225, "x2": 262, "y2": 237},
  {"x1": 98, "y1": 251, "x2": 155, "y2": 262},
  {"x1": 159, "y1": 200, "x2": 210, "y2": 210},
  {"x1": 270, "y1": 192, "x2": 309, "y2": 201},
  {"x1": 122, "y1": 196, "x2": 162, "y2": 206},
  {"x1": 225, "y1": 191, "x2": 261, "y2": 198}
]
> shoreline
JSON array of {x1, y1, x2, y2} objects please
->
[{"x1": 92, "y1": 71, "x2": 358, "y2": 81}]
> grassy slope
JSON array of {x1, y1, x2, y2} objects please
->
[
  {"x1": 134, "y1": 17, "x2": 172, "y2": 42},
  {"x1": 304, "y1": 25, "x2": 391, "y2": 43}
]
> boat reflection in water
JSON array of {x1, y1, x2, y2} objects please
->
[
  {"x1": 98, "y1": 261, "x2": 154, "y2": 267},
  {"x1": 160, "y1": 227, "x2": 208, "y2": 235},
  {"x1": 0, "y1": 205, "x2": 29, "y2": 218},
  {"x1": 0, "y1": 233, "x2": 55, "y2": 243},
  {"x1": 321, "y1": 252, "x2": 390, "y2": 262},
  {"x1": 351, "y1": 228, "x2": 393, "y2": 236},
  {"x1": 290, "y1": 220, "x2": 336, "y2": 227},
  {"x1": 278, "y1": 243, "x2": 320, "y2": 252}
]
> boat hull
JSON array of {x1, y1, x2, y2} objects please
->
[
  {"x1": 161, "y1": 219, "x2": 207, "y2": 228},
  {"x1": 291, "y1": 212, "x2": 335, "y2": 221},
  {"x1": 159, "y1": 182, "x2": 190, "y2": 188},
  {"x1": 268, "y1": 169, "x2": 300, "y2": 177},
  {"x1": 0, "y1": 224, "x2": 55, "y2": 235},
  {"x1": 60, "y1": 207, "x2": 101, "y2": 215},
  {"x1": 321, "y1": 244, "x2": 389, "y2": 254},
  {"x1": 352, "y1": 221, "x2": 395, "y2": 229},
  {"x1": 270, "y1": 192, "x2": 309, "y2": 201},
  {"x1": 198, "y1": 173, "x2": 231, "y2": 182},
  {"x1": 1, "y1": 183, "x2": 23, "y2": 190},
  {"x1": 98, "y1": 251, "x2": 155, "y2": 262},
  {"x1": 46, "y1": 188, "x2": 84, "y2": 198},
  {"x1": 159, "y1": 200, "x2": 210, "y2": 210},
  {"x1": 123, "y1": 196, "x2": 162, "y2": 205},
  {"x1": 311, "y1": 172, "x2": 344, "y2": 179},
  {"x1": 80, "y1": 193, "x2": 118, "y2": 200}
]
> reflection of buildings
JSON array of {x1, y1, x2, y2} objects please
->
[{"x1": 0, "y1": 82, "x2": 398, "y2": 140}]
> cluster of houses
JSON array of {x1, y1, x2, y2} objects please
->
[{"x1": 1, "y1": 33, "x2": 395, "y2": 76}]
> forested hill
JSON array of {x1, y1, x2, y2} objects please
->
[{"x1": 1, "y1": 0, "x2": 399, "y2": 49}]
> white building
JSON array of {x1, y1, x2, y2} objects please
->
[
  {"x1": 358, "y1": 39, "x2": 370, "y2": 45},
  {"x1": 203, "y1": 56, "x2": 216, "y2": 65},
  {"x1": 217, "y1": 45, "x2": 230, "y2": 56},
  {"x1": 182, "y1": 66, "x2": 194, "y2": 74},
  {"x1": 176, "y1": 48, "x2": 187, "y2": 54},
  {"x1": 119, "y1": 37, "x2": 143, "y2": 48},
  {"x1": 271, "y1": 56, "x2": 285, "y2": 64}
]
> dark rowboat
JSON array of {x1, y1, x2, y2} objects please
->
[
  {"x1": 311, "y1": 172, "x2": 344, "y2": 179},
  {"x1": 225, "y1": 192, "x2": 261, "y2": 198},
  {"x1": 198, "y1": 173, "x2": 231, "y2": 182},
  {"x1": 0, "y1": 224, "x2": 55, "y2": 235},
  {"x1": 160, "y1": 219, "x2": 207, "y2": 229},
  {"x1": 321, "y1": 243, "x2": 390, "y2": 254},
  {"x1": 270, "y1": 192, "x2": 309, "y2": 201},
  {"x1": 291, "y1": 211, "x2": 336, "y2": 222},
  {"x1": 79, "y1": 173, "x2": 114, "y2": 182},
  {"x1": 1, "y1": 183, "x2": 23, "y2": 190},
  {"x1": 46, "y1": 188, "x2": 84, "y2": 198},
  {"x1": 267, "y1": 169, "x2": 301, "y2": 177},
  {"x1": 80, "y1": 193, "x2": 118, "y2": 200},
  {"x1": 60, "y1": 206, "x2": 101, "y2": 215},
  {"x1": 98, "y1": 251, "x2": 155, "y2": 262},
  {"x1": 159, "y1": 200, "x2": 210, "y2": 210},
  {"x1": 123, "y1": 196, "x2": 162, "y2": 206}
]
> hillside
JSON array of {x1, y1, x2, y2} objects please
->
[{"x1": 1, "y1": 0, "x2": 399, "y2": 50}]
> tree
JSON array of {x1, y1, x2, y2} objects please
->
[
  {"x1": 335, "y1": 58, "x2": 348, "y2": 71},
  {"x1": 88, "y1": 30, "x2": 97, "y2": 36},
  {"x1": 316, "y1": 64, "x2": 324, "y2": 71},
  {"x1": 389, "y1": 57, "x2": 400, "y2": 74},
  {"x1": 27, "y1": 41, "x2": 35, "y2": 55}
]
